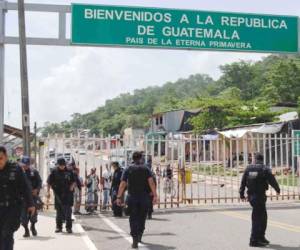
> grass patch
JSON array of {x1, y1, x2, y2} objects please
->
[{"x1": 277, "y1": 175, "x2": 299, "y2": 187}]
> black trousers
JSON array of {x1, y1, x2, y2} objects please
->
[
  {"x1": 56, "y1": 205, "x2": 72, "y2": 230},
  {"x1": 148, "y1": 195, "x2": 154, "y2": 216},
  {"x1": 249, "y1": 195, "x2": 267, "y2": 242},
  {"x1": 0, "y1": 206, "x2": 21, "y2": 250},
  {"x1": 127, "y1": 194, "x2": 150, "y2": 238},
  {"x1": 21, "y1": 199, "x2": 38, "y2": 227},
  {"x1": 111, "y1": 191, "x2": 123, "y2": 217}
]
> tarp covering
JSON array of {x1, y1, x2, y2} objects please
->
[
  {"x1": 251, "y1": 123, "x2": 284, "y2": 134},
  {"x1": 219, "y1": 123, "x2": 284, "y2": 138},
  {"x1": 278, "y1": 111, "x2": 298, "y2": 122}
]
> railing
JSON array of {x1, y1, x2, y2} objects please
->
[{"x1": 41, "y1": 133, "x2": 300, "y2": 208}]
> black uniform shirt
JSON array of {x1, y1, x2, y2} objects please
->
[
  {"x1": 24, "y1": 168, "x2": 42, "y2": 190},
  {"x1": 111, "y1": 167, "x2": 123, "y2": 192},
  {"x1": 121, "y1": 164, "x2": 152, "y2": 195},
  {"x1": 240, "y1": 164, "x2": 280, "y2": 199},
  {"x1": 0, "y1": 161, "x2": 34, "y2": 207},
  {"x1": 47, "y1": 167, "x2": 75, "y2": 196}
]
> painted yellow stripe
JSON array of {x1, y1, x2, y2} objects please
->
[{"x1": 219, "y1": 211, "x2": 300, "y2": 233}]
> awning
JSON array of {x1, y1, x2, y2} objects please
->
[
  {"x1": 219, "y1": 123, "x2": 284, "y2": 139},
  {"x1": 251, "y1": 123, "x2": 284, "y2": 134}
]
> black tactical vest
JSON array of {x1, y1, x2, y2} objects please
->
[
  {"x1": 127, "y1": 165, "x2": 149, "y2": 195},
  {"x1": 246, "y1": 164, "x2": 268, "y2": 195},
  {"x1": 0, "y1": 162, "x2": 21, "y2": 206},
  {"x1": 25, "y1": 168, "x2": 40, "y2": 189},
  {"x1": 51, "y1": 168, "x2": 73, "y2": 194}
]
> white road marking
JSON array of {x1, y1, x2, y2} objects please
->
[
  {"x1": 74, "y1": 223, "x2": 98, "y2": 250},
  {"x1": 71, "y1": 215, "x2": 99, "y2": 250},
  {"x1": 98, "y1": 214, "x2": 150, "y2": 249}
]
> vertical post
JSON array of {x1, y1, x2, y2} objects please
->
[
  {"x1": 18, "y1": 0, "x2": 31, "y2": 155},
  {"x1": 34, "y1": 122, "x2": 37, "y2": 168},
  {"x1": 0, "y1": 0, "x2": 5, "y2": 144}
]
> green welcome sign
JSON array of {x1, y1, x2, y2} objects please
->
[{"x1": 71, "y1": 4, "x2": 299, "y2": 53}]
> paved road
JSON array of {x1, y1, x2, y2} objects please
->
[
  {"x1": 15, "y1": 212, "x2": 97, "y2": 250},
  {"x1": 76, "y1": 202, "x2": 300, "y2": 250}
]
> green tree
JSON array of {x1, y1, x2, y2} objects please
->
[
  {"x1": 265, "y1": 59, "x2": 300, "y2": 103},
  {"x1": 218, "y1": 61, "x2": 257, "y2": 100}
]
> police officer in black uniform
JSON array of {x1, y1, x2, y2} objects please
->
[
  {"x1": 111, "y1": 161, "x2": 123, "y2": 217},
  {"x1": 145, "y1": 156, "x2": 156, "y2": 220},
  {"x1": 239, "y1": 153, "x2": 280, "y2": 247},
  {"x1": 0, "y1": 146, "x2": 35, "y2": 250},
  {"x1": 117, "y1": 151, "x2": 157, "y2": 249},
  {"x1": 47, "y1": 158, "x2": 76, "y2": 234},
  {"x1": 20, "y1": 156, "x2": 42, "y2": 238}
]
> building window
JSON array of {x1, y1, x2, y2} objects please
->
[
  {"x1": 156, "y1": 117, "x2": 159, "y2": 125},
  {"x1": 160, "y1": 116, "x2": 163, "y2": 125}
]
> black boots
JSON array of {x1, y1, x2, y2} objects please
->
[
  {"x1": 137, "y1": 234, "x2": 143, "y2": 243},
  {"x1": 23, "y1": 227, "x2": 30, "y2": 238},
  {"x1": 55, "y1": 228, "x2": 62, "y2": 233},
  {"x1": 31, "y1": 223, "x2": 37, "y2": 236},
  {"x1": 132, "y1": 237, "x2": 138, "y2": 249},
  {"x1": 260, "y1": 237, "x2": 270, "y2": 245},
  {"x1": 249, "y1": 241, "x2": 268, "y2": 247}
]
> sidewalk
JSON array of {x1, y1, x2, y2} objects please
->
[{"x1": 15, "y1": 212, "x2": 97, "y2": 250}]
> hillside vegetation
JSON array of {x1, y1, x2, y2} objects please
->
[{"x1": 42, "y1": 55, "x2": 300, "y2": 136}]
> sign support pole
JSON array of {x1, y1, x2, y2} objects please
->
[
  {"x1": 0, "y1": 0, "x2": 5, "y2": 144},
  {"x1": 18, "y1": 0, "x2": 31, "y2": 156}
]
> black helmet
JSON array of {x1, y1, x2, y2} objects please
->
[{"x1": 57, "y1": 158, "x2": 66, "y2": 166}]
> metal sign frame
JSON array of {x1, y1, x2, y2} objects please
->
[{"x1": 0, "y1": 1, "x2": 71, "y2": 143}]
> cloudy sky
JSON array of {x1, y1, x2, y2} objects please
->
[{"x1": 4, "y1": 0, "x2": 300, "y2": 128}]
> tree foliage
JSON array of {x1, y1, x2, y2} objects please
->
[{"x1": 42, "y1": 55, "x2": 300, "y2": 136}]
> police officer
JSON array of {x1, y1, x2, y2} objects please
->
[
  {"x1": 145, "y1": 157, "x2": 156, "y2": 220},
  {"x1": 47, "y1": 158, "x2": 76, "y2": 234},
  {"x1": 239, "y1": 153, "x2": 280, "y2": 247},
  {"x1": 20, "y1": 156, "x2": 42, "y2": 238},
  {"x1": 0, "y1": 146, "x2": 35, "y2": 250},
  {"x1": 111, "y1": 161, "x2": 123, "y2": 217},
  {"x1": 117, "y1": 151, "x2": 157, "y2": 249}
]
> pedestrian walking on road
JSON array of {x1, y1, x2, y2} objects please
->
[
  {"x1": 145, "y1": 157, "x2": 156, "y2": 220},
  {"x1": 47, "y1": 158, "x2": 76, "y2": 234},
  {"x1": 240, "y1": 153, "x2": 281, "y2": 247},
  {"x1": 0, "y1": 146, "x2": 35, "y2": 250},
  {"x1": 20, "y1": 156, "x2": 42, "y2": 238},
  {"x1": 117, "y1": 151, "x2": 157, "y2": 249},
  {"x1": 111, "y1": 162, "x2": 123, "y2": 217}
]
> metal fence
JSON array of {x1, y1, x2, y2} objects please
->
[{"x1": 41, "y1": 133, "x2": 300, "y2": 209}]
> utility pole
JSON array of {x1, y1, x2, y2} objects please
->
[
  {"x1": 18, "y1": 0, "x2": 31, "y2": 156},
  {"x1": 0, "y1": 0, "x2": 5, "y2": 144},
  {"x1": 34, "y1": 122, "x2": 37, "y2": 169}
]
